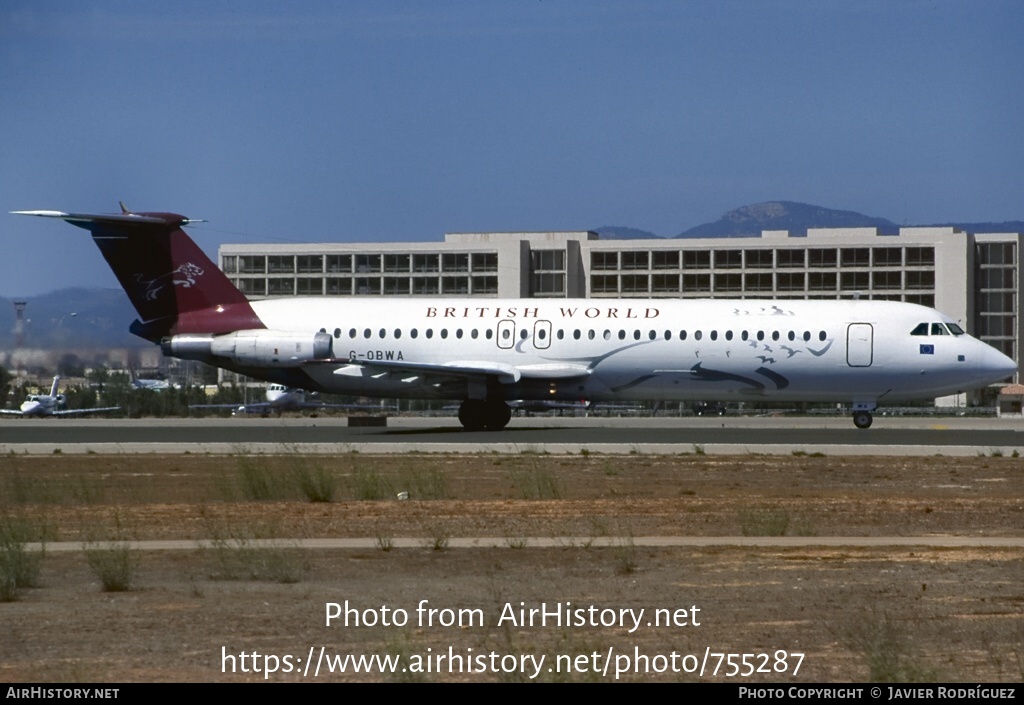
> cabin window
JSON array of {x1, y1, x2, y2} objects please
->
[
  {"x1": 379, "y1": 328, "x2": 386, "y2": 339},
  {"x1": 456, "y1": 329, "x2": 463, "y2": 339},
  {"x1": 441, "y1": 329, "x2": 449, "y2": 339},
  {"x1": 333, "y1": 328, "x2": 341, "y2": 339},
  {"x1": 618, "y1": 330, "x2": 626, "y2": 340},
  {"x1": 710, "y1": 330, "x2": 718, "y2": 341},
  {"x1": 426, "y1": 329, "x2": 434, "y2": 339},
  {"x1": 588, "y1": 330, "x2": 596, "y2": 340},
  {"x1": 411, "y1": 329, "x2": 418, "y2": 339},
  {"x1": 741, "y1": 330, "x2": 749, "y2": 341},
  {"x1": 488, "y1": 329, "x2": 495, "y2": 340},
  {"x1": 556, "y1": 329, "x2": 564, "y2": 340},
  {"x1": 520, "y1": 329, "x2": 528, "y2": 340},
  {"x1": 394, "y1": 329, "x2": 402, "y2": 339},
  {"x1": 573, "y1": 329, "x2": 581, "y2": 340},
  {"x1": 348, "y1": 328, "x2": 356, "y2": 339},
  {"x1": 695, "y1": 330, "x2": 703, "y2": 341},
  {"x1": 819, "y1": 331, "x2": 827, "y2": 341},
  {"x1": 725, "y1": 330, "x2": 733, "y2": 341},
  {"x1": 665, "y1": 330, "x2": 672, "y2": 340},
  {"x1": 363, "y1": 329, "x2": 371, "y2": 339},
  {"x1": 648, "y1": 330, "x2": 656, "y2": 340},
  {"x1": 633, "y1": 330, "x2": 641, "y2": 340},
  {"x1": 471, "y1": 329, "x2": 479, "y2": 339},
  {"x1": 803, "y1": 331, "x2": 811, "y2": 342},
  {"x1": 680, "y1": 330, "x2": 687, "y2": 340},
  {"x1": 787, "y1": 331, "x2": 795, "y2": 341},
  {"x1": 757, "y1": 331, "x2": 765, "y2": 341},
  {"x1": 772, "y1": 331, "x2": 780, "y2": 341}
]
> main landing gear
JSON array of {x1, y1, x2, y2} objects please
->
[
  {"x1": 458, "y1": 399, "x2": 512, "y2": 431},
  {"x1": 851, "y1": 402, "x2": 876, "y2": 429}
]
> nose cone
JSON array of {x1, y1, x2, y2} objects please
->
[
  {"x1": 19, "y1": 401, "x2": 41, "y2": 416},
  {"x1": 980, "y1": 343, "x2": 1017, "y2": 383}
]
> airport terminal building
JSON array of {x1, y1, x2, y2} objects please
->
[{"x1": 219, "y1": 226, "x2": 1021, "y2": 403}]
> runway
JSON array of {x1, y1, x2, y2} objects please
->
[{"x1": 1, "y1": 415, "x2": 1022, "y2": 455}]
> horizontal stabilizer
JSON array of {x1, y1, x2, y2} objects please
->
[
  {"x1": 12, "y1": 210, "x2": 176, "y2": 225},
  {"x1": 12, "y1": 210, "x2": 206, "y2": 226}
]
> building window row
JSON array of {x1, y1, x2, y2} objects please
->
[
  {"x1": 232, "y1": 275, "x2": 499, "y2": 297},
  {"x1": 223, "y1": 252, "x2": 499, "y2": 275},
  {"x1": 590, "y1": 246, "x2": 935, "y2": 272},
  {"x1": 590, "y1": 270, "x2": 934, "y2": 295}
]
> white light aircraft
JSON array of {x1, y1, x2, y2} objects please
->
[
  {"x1": 0, "y1": 376, "x2": 121, "y2": 417},
  {"x1": 12, "y1": 207, "x2": 1017, "y2": 430}
]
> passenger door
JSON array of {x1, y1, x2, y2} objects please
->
[{"x1": 847, "y1": 323, "x2": 874, "y2": 367}]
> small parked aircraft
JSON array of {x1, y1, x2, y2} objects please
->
[{"x1": 0, "y1": 376, "x2": 121, "y2": 417}]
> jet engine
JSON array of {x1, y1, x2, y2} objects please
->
[{"x1": 161, "y1": 330, "x2": 333, "y2": 367}]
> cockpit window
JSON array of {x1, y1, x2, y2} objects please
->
[
  {"x1": 931, "y1": 323, "x2": 949, "y2": 336},
  {"x1": 946, "y1": 323, "x2": 965, "y2": 336},
  {"x1": 911, "y1": 323, "x2": 929, "y2": 336}
]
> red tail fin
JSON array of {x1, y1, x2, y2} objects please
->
[{"x1": 13, "y1": 208, "x2": 265, "y2": 341}]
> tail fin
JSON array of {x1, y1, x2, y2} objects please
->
[
  {"x1": 49, "y1": 376, "x2": 60, "y2": 397},
  {"x1": 13, "y1": 207, "x2": 265, "y2": 341}
]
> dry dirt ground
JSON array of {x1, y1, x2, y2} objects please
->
[{"x1": 1, "y1": 451, "x2": 1022, "y2": 683}]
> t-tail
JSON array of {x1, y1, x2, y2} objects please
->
[
  {"x1": 12, "y1": 205, "x2": 265, "y2": 342},
  {"x1": 12, "y1": 206, "x2": 333, "y2": 381}
]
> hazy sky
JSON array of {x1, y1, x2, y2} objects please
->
[{"x1": 2, "y1": 0, "x2": 1022, "y2": 296}]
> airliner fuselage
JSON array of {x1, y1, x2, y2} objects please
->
[{"x1": 243, "y1": 297, "x2": 1013, "y2": 415}]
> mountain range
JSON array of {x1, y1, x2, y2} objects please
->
[{"x1": 595, "y1": 200, "x2": 1024, "y2": 239}]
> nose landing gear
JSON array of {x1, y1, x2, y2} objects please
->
[
  {"x1": 851, "y1": 402, "x2": 876, "y2": 429},
  {"x1": 852, "y1": 410, "x2": 873, "y2": 429}
]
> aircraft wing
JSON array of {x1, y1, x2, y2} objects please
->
[
  {"x1": 0, "y1": 409, "x2": 26, "y2": 416},
  {"x1": 323, "y1": 359, "x2": 591, "y2": 386},
  {"x1": 49, "y1": 407, "x2": 122, "y2": 416}
]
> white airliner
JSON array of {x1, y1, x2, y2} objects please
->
[
  {"x1": 12, "y1": 207, "x2": 1017, "y2": 430},
  {"x1": 0, "y1": 376, "x2": 121, "y2": 417}
]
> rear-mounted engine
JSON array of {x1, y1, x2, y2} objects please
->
[{"x1": 161, "y1": 330, "x2": 333, "y2": 367}]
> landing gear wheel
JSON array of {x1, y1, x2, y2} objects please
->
[
  {"x1": 483, "y1": 400, "x2": 511, "y2": 431},
  {"x1": 458, "y1": 400, "x2": 488, "y2": 431},
  {"x1": 458, "y1": 400, "x2": 512, "y2": 431},
  {"x1": 852, "y1": 411, "x2": 873, "y2": 429}
]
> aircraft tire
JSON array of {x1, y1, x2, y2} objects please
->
[
  {"x1": 458, "y1": 400, "x2": 488, "y2": 431},
  {"x1": 852, "y1": 411, "x2": 873, "y2": 429},
  {"x1": 484, "y1": 401, "x2": 512, "y2": 431}
]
